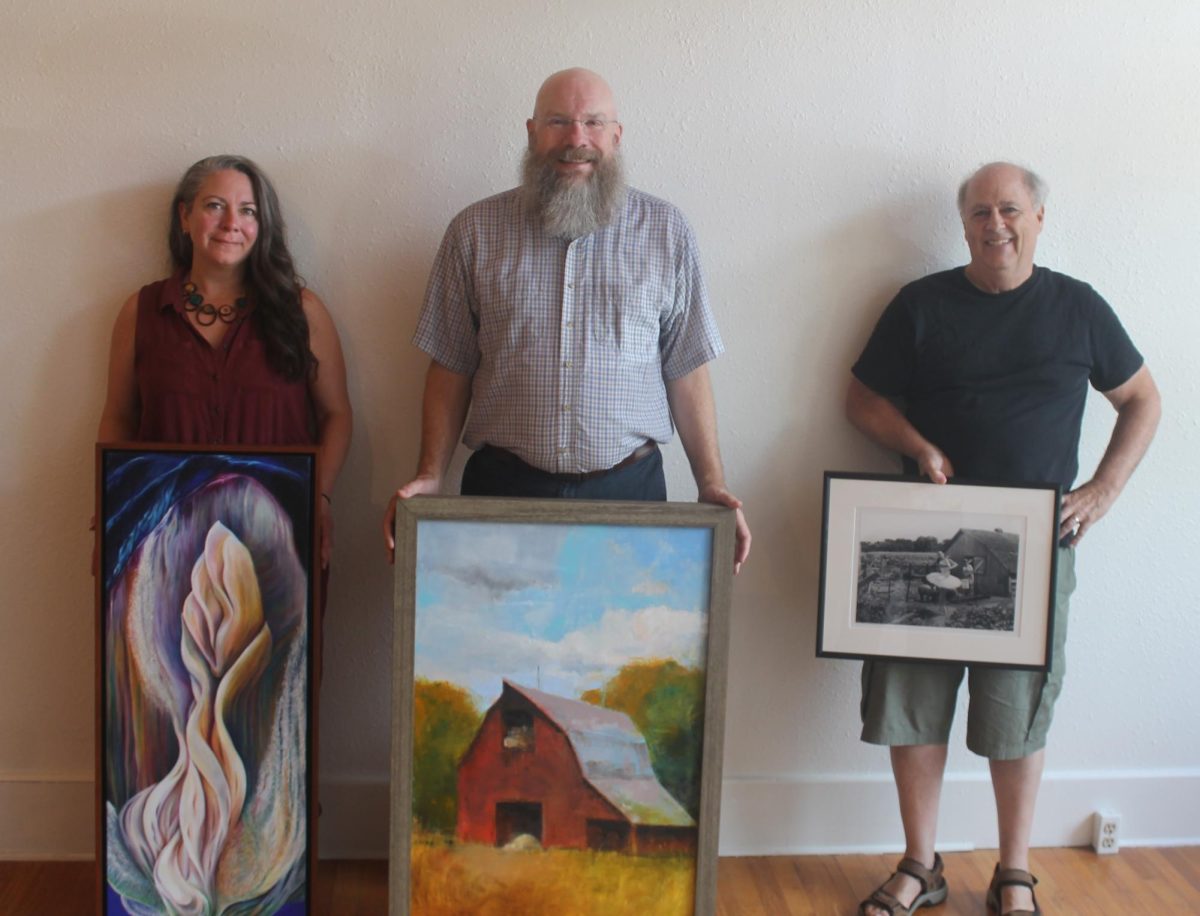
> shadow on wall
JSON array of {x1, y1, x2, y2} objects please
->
[
  {"x1": 731, "y1": 185, "x2": 950, "y2": 591},
  {"x1": 274, "y1": 150, "x2": 459, "y2": 795},
  {"x1": 713, "y1": 181, "x2": 961, "y2": 775},
  {"x1": 0, "y1": 179, "x2": 172, "y2": 773}
]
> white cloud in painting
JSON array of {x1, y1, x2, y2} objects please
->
[
  {"x1": 558, "y1": 605, "x2": 703, "y2": 669},
  {"x1": 632, "y1": 578, "x2": 670, "y2": 596},
  {"x1": 415, "y1": 604, "x2": 705, "y2": 702}
]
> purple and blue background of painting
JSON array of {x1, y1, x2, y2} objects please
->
[
  {"x1": 101, "y1": 449, "x2": 314, "y2": 916},
  {"x1": 102, "y1": 450, "x2": 314, "y2": 586},
  {"x1": 106, "y1": 887, "x2": 308, "y2": 916}
]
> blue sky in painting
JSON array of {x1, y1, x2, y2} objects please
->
[{"x1": 414, "y1": 521, "x2": 712, "y2": 706}]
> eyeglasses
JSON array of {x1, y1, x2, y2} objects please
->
[{"x1": 535, "y1": 116, "x2": 618, "y2": 134}]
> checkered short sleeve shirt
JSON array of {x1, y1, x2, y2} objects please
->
[{"x1": 413, "y1": 187, "x2": 724, "y2": 474}]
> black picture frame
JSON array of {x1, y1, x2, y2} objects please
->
[{"x1": 817, "y1": 472, "x2": 1060, "y2": 670}]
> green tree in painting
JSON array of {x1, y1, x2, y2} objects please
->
[
  {"x1": 581, "y1": 659, "x2": 705, "y2": 818},
  {"x1": 413, "y1": 679, "x2": 481, "y2": 833}
]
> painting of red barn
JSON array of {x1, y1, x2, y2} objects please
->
[
  {"x1": 457, "y1": 681, "x2": 696, "y2": 855},
  {"x1": 390, "y1": 498, "x2": 735, "y2": 916}
]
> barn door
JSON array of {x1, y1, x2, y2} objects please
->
[{"x1": 495, "y1": 801, "x2": 542, "y2": 846}]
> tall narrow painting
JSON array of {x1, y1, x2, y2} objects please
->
[
  {"x1": 97, "y1": 445, "x2": 319, "y2": 915},
  {"x1": 389, "y1": 497, "x2": 735, "y2": 916}
]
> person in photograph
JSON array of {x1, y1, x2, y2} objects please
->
[
  {"x1": 845, "y1": 162, "x2": 1160, "y2": 916},
  {"x1": 382, "y1": 67, "x2": 750, "y2": 572},
  {"x1": 97, "y1": 154, "x2": 353, "y2": 574}
]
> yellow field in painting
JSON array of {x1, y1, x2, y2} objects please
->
[{"x1": 412, "y1": 838, "x2": 696, "y2": 915}]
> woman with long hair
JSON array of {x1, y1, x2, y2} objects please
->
[{"x1": 97, "y1": 154, "x2": 352, "y2": 567}]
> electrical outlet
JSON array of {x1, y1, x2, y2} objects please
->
[{"x1": 1092, "y1": 811, "x2": 1120, "y2": 855}]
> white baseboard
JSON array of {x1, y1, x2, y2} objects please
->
[
  {"x1": 4, "y1": 770, "x2": 1198, "y2": 860},
  {"x1": 717, "y1": 768, "x2": 1200, "y2": 856}
]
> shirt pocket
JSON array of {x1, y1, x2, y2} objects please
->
[
  {"x1": 592, "y1": 278, "x2": 661, "y2": 369},
  {"x1": 476, "y1": 273, "x2": 551, "y2": 367}
]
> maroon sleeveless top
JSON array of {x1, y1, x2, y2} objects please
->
[{"x1": 135, "y1": 273, "x2": 314, "y2": 446}]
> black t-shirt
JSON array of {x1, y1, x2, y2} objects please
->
[{"x1": 852, "y1": 266, "x2": 1143, "y2": 489}]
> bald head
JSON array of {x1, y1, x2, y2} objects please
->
[
  {"x1": 532, "y1": 68, "x2": 619, "y2": 121},
  {"x1": 957, "y1": 161, "x2": 1048, "y2": 213}
]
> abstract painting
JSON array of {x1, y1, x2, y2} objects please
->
[
  {"x1": 97, "y1": 445, "x2": 318, "y2": 915},
  {"x1": 389, "y1": 497, "x2": 735, "y2": 916}
]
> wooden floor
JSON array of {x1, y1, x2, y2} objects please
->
[
  {"x1": 3, "y1": 847, "x2": 1197, "y2": 913},
  {"x1": 715, "y1": 848, "x2": 1200, "y2": 914}
]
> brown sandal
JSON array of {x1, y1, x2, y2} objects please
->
[
  {"x1": 857, "y1": 852, "x2": 948, "y2": 915},
  {"x1": 986, "y1": 864, "x2": 1042, "y2": 916}
]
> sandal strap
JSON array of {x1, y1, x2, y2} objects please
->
[
  {"x1": 989, "y1": 865, "x2": 1042, "y2": 916},
  {"x1": 896, "y1": 852, "x2": 943, "y2": 892},
  {"x1": 859, "y1": 888, "x2": 909, "y2": 916},
  {"x1": 994, "y1": 867, "x2": 1038, "y2": 891}
]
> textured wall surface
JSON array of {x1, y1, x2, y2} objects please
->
[{"x1": 2, "y1": 0, "x2": 1197, "y2": 858}]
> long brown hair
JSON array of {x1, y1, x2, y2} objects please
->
[{"x1": 168, "y1": 155, "x2": 316, "y2": 381}]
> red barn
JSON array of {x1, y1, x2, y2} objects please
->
[{"x1": 455, "y1": 680, "x2": 697, "y2": 855}]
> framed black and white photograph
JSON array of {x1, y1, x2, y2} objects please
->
[{"x1": 817, "y1": 472, "x2": 1061, "y2": 670}]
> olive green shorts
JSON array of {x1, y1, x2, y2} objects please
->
[{"x1": 860, "y1": 548, "x2": 1075, "y2": 760}]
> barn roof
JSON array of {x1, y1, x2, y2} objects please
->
[
  {"x1": 949, "y1": 528, "x2": 1019, "y2": 572},
  {"x1": 503, "y1": 681, "x2": 695, "y2": 828}
]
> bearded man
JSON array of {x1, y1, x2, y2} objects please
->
[{"x1": 385, "y1": 68, "x2": 750, "y2": 572}]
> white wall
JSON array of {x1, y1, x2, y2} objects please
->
[{"x1": 2, "y1": 0, "x2": 1197, "y2": 859}]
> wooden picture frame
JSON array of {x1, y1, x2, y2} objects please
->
[
  {"x1": 96, "y1": 444, "x2": 320, "y2": 915},
  {"x1": 389, "y1": 497, "x2": 735, "y2": 916},
  {"x1": 817, "y1": 472, "x2": 1061, "y2": 670}
]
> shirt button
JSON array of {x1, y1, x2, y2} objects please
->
[
  {"x1": 567, "y1": 282, "x2": 574, "y2": 289},
  {"x1": 562, "y1": 404, "x2": 570, "y2": 412},
  {"x1": 566, "y1": 320, "x2": 574, "y2": 328},
  {"x1": 562, "y1": 360, "x2": 572, "y2": 368}
]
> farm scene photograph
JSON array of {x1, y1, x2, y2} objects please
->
[
  {"x1": 853, "y1": 507, "x2": 1025, "y2": 632},
  {"x1": 406, "y1": 518, "x2": 716, "y2": 915}
]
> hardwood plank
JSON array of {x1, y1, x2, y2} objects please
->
[
  {"x1": 719, "y1": 848, "x2": 1200, "y2": 915},
  {"x1": 3, "y1": 846, "x2": 1198, "y2": 914}
]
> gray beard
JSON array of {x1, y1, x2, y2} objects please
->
[{"x1": 521, "y1": 148, "x2": 627, "y2": 240}]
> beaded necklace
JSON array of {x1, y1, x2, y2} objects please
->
[{"x1": 181, "y1": 281, "x2": 249, "y2": 326}]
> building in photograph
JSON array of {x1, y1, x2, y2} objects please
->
[{"x1": 945, "y1": 528, "x2": 1020, "y2": 597}]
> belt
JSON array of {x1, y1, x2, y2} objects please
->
[
  {"x1": 573, "y1": 442, "x2": 658, "y2": 481},
  {"x1": 486, "y1": 442, "x2": 658, "y2": 482}
]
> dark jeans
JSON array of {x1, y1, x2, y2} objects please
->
[{"x1": 461, "y1": 445, "x2": 667, "y2": 500}]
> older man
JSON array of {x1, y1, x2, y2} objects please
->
[
  {"x1": 847, "y1": 162, "x2": 1159, "y2": 916},
  {"x1": 385, "y1": 68, "x2": 750, "y2": 570}
]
